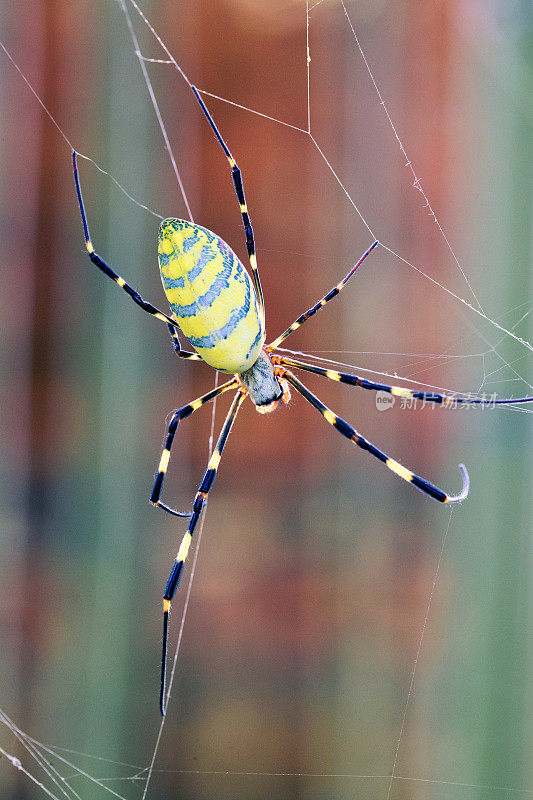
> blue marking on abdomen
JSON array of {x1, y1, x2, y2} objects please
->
[
  {"x1": 182, "y1": 228, "x2": 202, "y2": 252},
  {"x1": 245, "y1": 327, "x2": 262, "y2": 360},
  {"x1": 186, "y1": 277, "x2": 251, "y2": 349},
  {"x1": 173, "y1": 250, "x2": 234, "y2": 318},
  {"x1": 187, "y1": 243, "x2": 217, "y2": 282},
  {"x1": 161, "y1": 273, "x2": 185, "y2": 290},
  {"x1": 161, "y1": 244, "x2": 216, "y2": 290}
]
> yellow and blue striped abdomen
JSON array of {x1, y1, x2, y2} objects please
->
[{"x1": 158, "y1": 219, "x2": 264, "y2": 373}]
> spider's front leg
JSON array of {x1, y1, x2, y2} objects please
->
[
  {"x1": 267, "y1": 239, "x2": 378, "y2": 351},
  {"x1": 190, "y1": 86, "x2": 265, "y2": 327}
]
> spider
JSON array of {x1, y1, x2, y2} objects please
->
[{"x1": 73, "y1": 85, "x2": 533, "y2": 715}]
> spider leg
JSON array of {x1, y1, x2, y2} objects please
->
[
  {"x1": 150, "y1": 377, "x2": 240, "y2": 517},
  {"x1": 73, "y1": 151, "x2": 180, "y2": 331},
  {"x1": 160, "y1": 387, "x2": 247, "y2": 715},
  {"x1": 190, "y1": 86, "x2": 265, "y2": 328},
  {"x1": 282, "y1": 369, "x2": 469, "y2": 504},
  {"x1": 166, "y1": 322, "x2": 203, "y2": 361},
  {"x1": 274, "y1": 355, "x2": 533, "y2": 406},
  {"x1": 267, "y1": 240, "x2": 378, "y2": 351}
]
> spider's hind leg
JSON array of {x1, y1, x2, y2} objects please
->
[
  {"x1": 150, "y1": 378, "x2": 239, "y2": 517},
  {"x1": 282, "y1": 368, "x2": 469, "y2": 504},
  {"x1": 160, "y1": 387, "x2": 246, "y2": 715}
]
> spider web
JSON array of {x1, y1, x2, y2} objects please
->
[{"x1": 1, "y1": 1, "x2": 532, "y2": 798}]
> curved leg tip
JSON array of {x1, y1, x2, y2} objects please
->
[
  {"x1": 150, "y1": 498, "x2": 193, "y2": 518},
  {"x1": 446, "y1": 463, "x2": 470, "y2": 503}
]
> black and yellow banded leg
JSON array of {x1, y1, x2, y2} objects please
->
[
  {"x1": 275, "y1": 355, "x2": 533, "y2": 407},
  {"x1": 283, "y1": 370, "x2": 469, "y2": 504},
  {"x1": 190, "y1": 86, "x2": 265, "y2": 327},
  {"x1": 150, "y1": 377, "x2": 240, "y2": 518},
  {"x1": 160, "y1": 387, "x2": 246, "y2": 715},
  {"x1": 166, "y1": 322, "x2": 203, "y2": 361},
  {"x1": 267, "y1": 240, "x2": 379, "y2": 351},
  {"x1": 73, "y1": 151, "x2": 179, "y2": 329}
]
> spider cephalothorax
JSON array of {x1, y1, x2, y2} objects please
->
[{"x1": 238, "y1": 350, "x2": 290, "y2": 413}]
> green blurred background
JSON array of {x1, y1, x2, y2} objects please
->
[{"x1": 1, "y1": 1, "x2": 532, "y2": 798}]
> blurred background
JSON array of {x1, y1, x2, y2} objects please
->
[{"x1": 1, "y1": 1, "x2": 532, "y2": 798}]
